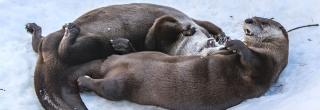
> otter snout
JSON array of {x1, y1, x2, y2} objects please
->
[
  {"x1": 243, "y1": 17, "x2": 287, "y2": 39},
  {"x1": 243, "y1": 17, "x2": 262, "y2": 36}
]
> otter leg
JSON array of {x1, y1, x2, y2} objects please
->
[
  {"x1": 58, "y1": 23, "x2": 111, "y2": 64},
  {"x1": 225, "y1": 40, "x2": 264, "y2": 82},
  {"x1": 193, "y1": 19, "x2": 226, "y2": 40},
  {"x1": 225, "y1": 40, "x2": 260, "y2": 67},
  {"x1": 77, "y1": 75, "x2": 125, "y2": 101},
  {"x1": 25, "y1": 23, "x2": 43, "y2": 53},
  {"x1": 110, "y1": 38, "x2": 136, "y2": 54}
]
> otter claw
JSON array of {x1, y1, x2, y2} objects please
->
[
  {"x1": 62, "y1": 23, "x2": 80, "y2": 35},
  {"x1": 63, "y1": 23, "x2": 77, "y2": 30},
  {"x1": 218, "y1": 36, "x2": 230, "y2": 45}
]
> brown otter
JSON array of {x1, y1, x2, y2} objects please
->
[
  {"x1": 25, "y1": 3, "x2": 225, "y2": 110},
  {"x1": 27, "y1": 4, "x2": 225, "y2": 64},
  {"x1": 76, "y1": 17, "x2": 289, "y2": 110}
]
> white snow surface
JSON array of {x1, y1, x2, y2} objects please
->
[{"x1": 0, "y1": 0, "x2": 319, "y2": 110}]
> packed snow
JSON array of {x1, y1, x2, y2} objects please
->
[{"x1": 0, "y1": 0, "x2": 319, "y2": 110}]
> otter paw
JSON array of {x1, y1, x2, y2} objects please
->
[
  {"x1": 110, "y1": 38, "x2": 134, "y2": 54},
  {"x1": 182, "y1": 25, "x2": 196, "y2": 36},
  {"x1": 225, "y1": 40, "x2": 246, "y2": 52},
  {"x1": 63, "y1": 23, "x2": 80, "y2": 34},
  {"x1": 25, "y1": 23, "x2": 41, "y2": 34},
  {"x1": 217, "y1": 36, "x2": 230, "y2": 45},
  {"x1": 77, "y1": 76, "x2": 92, "y2": 92}
]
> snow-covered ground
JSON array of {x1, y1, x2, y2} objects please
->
[{"x1": 0, "y1": 0, "x2": 319, "y2": 110}]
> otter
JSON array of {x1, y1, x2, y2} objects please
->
[
  {"x1": 76, "y1": 17, "x2": 289, "y2": 110},
  {"x1": 27, "y1": 3, "x2": 225, "y2": 64},
  {"x1": 25, "y1": 3, "x2": 225, "y2": 110}
]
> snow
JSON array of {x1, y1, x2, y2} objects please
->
[{"x1": 0, "y1": 0, "x2": 319, "y2": 110}]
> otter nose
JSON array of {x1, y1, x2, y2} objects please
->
[{"x1": 245, "y1": 18, "x2": 254, "y2": 24}]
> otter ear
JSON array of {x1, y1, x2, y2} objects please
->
[{"x1": 145, "y1": 15, "x2": 182, "y2": 50}]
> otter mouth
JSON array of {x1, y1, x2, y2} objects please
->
[{"x1": 244, "y1": 28, "x2": 254, "y2": 36}]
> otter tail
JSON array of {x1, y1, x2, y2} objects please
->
[
  {"x1": 33, "y1": 41, "x2": 60, "y2": 109},
  {"x1": 33, "y1": 33, "x2": 88, "y2": 110},
  {"x1": 34, "y1": 68, "x2": 88, "y2": 110}
]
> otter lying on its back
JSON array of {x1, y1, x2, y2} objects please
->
[{"x1": 77, "y1": 17, "x2": 289, "y2": 110}]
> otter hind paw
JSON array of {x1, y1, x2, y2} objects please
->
[
  {"x1": 63, "y1": 23, "x2": 80, "y2": 35},
  {"x1": 25, "y1": 23, "x2": 41, "y2": 34}
]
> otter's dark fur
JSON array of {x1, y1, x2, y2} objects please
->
[
  {"x1": 26, "y1": 3, "x2": 225, "y2": 110},
  {"x1": 77, "y1": 17, "x2": 289, "y2": 110}
]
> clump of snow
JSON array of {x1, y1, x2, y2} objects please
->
[{"x1": 0, "y1": 0, "x2": 319, "y2": 110}]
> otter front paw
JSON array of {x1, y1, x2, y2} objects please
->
[
  {"x1": 110, "y1": 38, "x2": 135, "y2": 54},
  {"x1": 182, "y1": 25, "x2": 196, "y2": 36},
  {"x1": 225, "y1": 40, "x2": 247, "y2": 53},
  {"x1": 25, "y1": 23, "x2": 41, "y2": 34},
  {"x1": 217, "y1": 35, "x2": 230, "y2": 45}
]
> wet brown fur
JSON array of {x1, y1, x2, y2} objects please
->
[
  {"x1": 26, "y1": 3, "x2": 224, "y2": 110},
  {"x1": 77, "y1": 17, "x2": 289, "y2": 110}
]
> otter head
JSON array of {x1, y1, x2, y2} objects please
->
[
  {"x1": 243, "y1": 17, "x2": 289, "y2": 82},
  {"x1": 243, "y1": 17, "x2": 288, "y2": 43}
]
